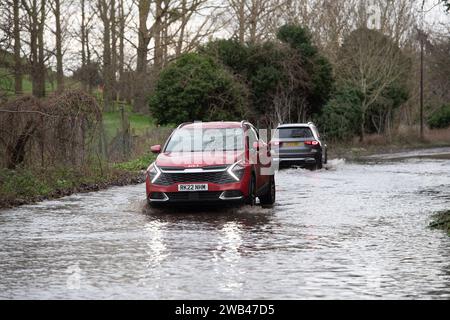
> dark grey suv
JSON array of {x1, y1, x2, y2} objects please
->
[{"x1": 271, "y1": 122, "x2": 327, "y2": 169}]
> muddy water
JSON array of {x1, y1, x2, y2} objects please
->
[{"x1": 1, "y1": 150, "x2": 450, "y2": 299}]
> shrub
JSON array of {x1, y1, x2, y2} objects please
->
[
  {"x1": 0, "y1": 168, "x2": 52, "y2": 198},
  {"x1": 428, "y1": 104, "x2": 450, "y2": 129},
  {"x1": 277, "y1": 25, "x2": 334, "y2": 114},
  {"x1": 149, "y1": 53, "x2": 247, "y2": 125},
  {"x1": 114, "y1": 153, "x2": 156, "y2": 171},
  {"x1": 318, "y1": 87, "x2": 362, "y2": 141},
  {"x1": 201, "y1": 29, "x2": 334, "y2": 126}
]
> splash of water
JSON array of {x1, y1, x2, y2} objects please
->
[{"x1": 324, "y1": 158, "x2": 346, "y2": 171}]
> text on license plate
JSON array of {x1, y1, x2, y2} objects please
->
[
  {"x1": 284, "y1": 142, "x2": 303, "y2": 147},
  {"x1": 178, "y1": 184, "x2": 208, "y2": 192}
]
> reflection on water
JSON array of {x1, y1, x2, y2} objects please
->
[
  {"x1": 144, "y1": 220, "x2": 168, "y2": 268},
  {"x1": 0, "y1": 154, "x2": 450, "y2": 299}
]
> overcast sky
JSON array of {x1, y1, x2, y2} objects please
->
[
  {"x1": 33, "y1": 0, "x2": 450, "y2": 75},
  {"x1": 423, "y1": 0, "x2": 450, "y2": 29}
]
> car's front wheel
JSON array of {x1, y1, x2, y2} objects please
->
[
  {"x1": 259, "y1": 176, "x2": 276, "y2": 206},
  {"x1": 245, "y1": 175, "x2": 256, "y2": 206}
]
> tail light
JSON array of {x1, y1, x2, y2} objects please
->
[
  {"x1": 270, "y1": 141, "x2": 281, "y2": 146},
  {"x1": 304, "y1": 140, "x2": 320, "y2": 146}
]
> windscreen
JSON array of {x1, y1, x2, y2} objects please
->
[
  {"x1": 165, "y1": 128, "x2": 245, "y2": 152},
  {"x1": 277, "y1": 127, "x2": 313, "y2": 139}
]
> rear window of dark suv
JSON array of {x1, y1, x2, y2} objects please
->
[{"x1": 277, "y1": 127, "x2": 313, "y2": 139}]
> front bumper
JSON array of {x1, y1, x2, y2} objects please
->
[
  {"x1": 147, "y1": 190, "x2": 245, "y2": 204},
  {"x1": 146, "y1": 168, "x2": 251, "y2": 204}
]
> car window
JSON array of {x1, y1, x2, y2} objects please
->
[
  {"x1": 165, "y1": 128, "x2": 244, "y2": 152},
  {"x1": 277, "y1": 127, "x2": 313, "y2": 139}
]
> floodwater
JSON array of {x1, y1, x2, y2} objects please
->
[{"x1": 1, "y1": 149, "x2": 450, "y2": 299}]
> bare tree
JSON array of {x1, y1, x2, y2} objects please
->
[
  {"x1": 49, "y1": 0, "x2": 64, "y2": 92},
  {"x1": 373, "y1": 0, "x2": 416, "y2": 46},
  {"x1": 337, "y1": 28, "x2": 411, "y2": 141},
  {"x1": 226, "y1": 0, "x2": 285, "y2": 44},
  {"x1": 21, "y1": 0, "x2": 47, "y2": 97},
  {"x1": 97, "y1": 0, "x2": 114, "y2": 111},
  {"x1": 13, "y1": 0, "x2": 23, "y2": 94},
  {"x1": 134, "y1": 0, "x2": 152, "y2": 113},
  {"x1": 228, "y1": 0, "x2": 246, "y2": 43},
  {"x1": 117, "y1": 0, "x2": 127, "y2": 100},
  {"x1": 77, "y1": 0, "x2": 95, "y2": 93}
]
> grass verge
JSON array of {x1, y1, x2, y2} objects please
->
[
  {"x1": 102, "y1": 111, "x2": 156, "y2": 139},
  {"x1": 0, "y1": 153, "x2": 156, "y2": 209},
  {"x1": 328, "y1": 129, "x2": 450, "y2": 160},
  {"x1": 430, "y1": 210, "x2": 450, "y2": 236}
]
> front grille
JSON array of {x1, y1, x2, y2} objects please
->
[
  {"x1": 166, "y1": 192, "x2": 222, "y2": 202},
  {"x1": 155, "y1": 171, "x2": 236, "y2": 186}
]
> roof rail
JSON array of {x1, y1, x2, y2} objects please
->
[
  {"x1": 240, "y1": 120, "x2": 249, "y2": 127},
  {"x1": 177, "y1": 122, "x2": 192, "y2": 129}
]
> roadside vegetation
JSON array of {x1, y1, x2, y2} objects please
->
[
  {"x1": 0, "y1": 90, "x2": 163, "y2": 208},
  {"x1": 430, "y1": 210, "x2": 450, "y2": 235}
]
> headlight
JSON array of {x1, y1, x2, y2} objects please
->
[
  {"x1": 147, "y1": 162, "x2": 161, "y2": 184},
  {"x1": 227, "y1": 161, "x2": 245, "y2": 182}
]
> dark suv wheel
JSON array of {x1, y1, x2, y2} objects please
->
[
  {"x1": 259, "y1": 176, "x2": 276, "y2": 205},
  {"x1": 316, "y1": 154, "x2": 323, "y2": 170}
]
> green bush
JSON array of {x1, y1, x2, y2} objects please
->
[
  {"x1": 0, "y1": 168, "x2": 52, "y2": 198},
  {"x1": 201, "y1": 30, "x2": 334, "y2": 125},
  {"x1": 149, "y1": 53, "x2": 247, "y2": 125},
  {"x1": 318, "y1": 87, "x2": 363, "y2": 141},
  {"x1": 428, "y1": 104, "x2": 450, "y2": 129},
  {"x1": 277, "y1": 25, "x2": 334, "y2": 114},
  {"x1": 114, "y1": 153, "x2": 156, "y2": 171}
]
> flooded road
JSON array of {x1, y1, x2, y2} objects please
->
[{"x1": 1, "y1": 150, "x2": 450, "y2": 299}]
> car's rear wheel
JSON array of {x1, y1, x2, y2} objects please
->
[
  {"x1": 315, "y1": 154, "x2": 323, "y2": 170},
  {"x1": 259, "y1": 176, "x2": 276, "y2": 206},
  {"x1": 245, "y1": 175, "x2": 256, "y2": 206}
]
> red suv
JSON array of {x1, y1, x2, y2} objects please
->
[{"x1": 146, "y1": 121, "x2": 275, "y2": 206}]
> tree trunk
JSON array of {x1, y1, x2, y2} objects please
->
[
  {"x1": 153, "y1": 0, "x2": 163, "y2": 72},
  {"x1": 25, "y1": 0, "x2": 40, "y2": 98},
  {"x1": 111, "y1": 0, "x2": 117, "y2": 102},
  {"x1": 36, "y1": 0, "x2": 46, "y2": 97},
  {"x1": 118, "y1": 0, "x2": 125, "y2": 100},
  {"x1": 7, "y1": 121, "x2": 36, "y2": 170},
  {"x1": 238, "y1": 0, "x2": 245, "y2": 44},
  {"x1": 13, "y1": 0, "x2": 22, "y2": 94},
  {"x1": 162, "y1": 14, "x2": 169, "y2": 66},
  {"x1": 134, "y1": 0, "x2": 151, "y2": 114},
  {"x1": 175, "y1": 0, "x2": 188, "y2": 56},
  {"x1": 80, "y1": 0, "x2": 87, "y2": 92},
  {"x1": 86, "y1": 25, "x2": 92, "y2": 93},
  {"x1": 249, "y1": 1, "x2": 258, "y2": 44},
  {"x1": 99, "y1": 0, "x2": 112, "y2": 111},
  {"x1": 54, "y1": 0, "x2": 64, "y2": 93},
  {"x1": 30, "y1": 20, "x2": 39, "y2": 97},
  {"x1": 360, "y1": 113, "x2": 365, "y2": 142}
]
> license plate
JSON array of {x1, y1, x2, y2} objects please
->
[
  {"x1": 178, "y1": 184, "x2": 208, "y2": 192},
  {"x1": 283, "y1": 142, "x2": 302, "y2": 147}
]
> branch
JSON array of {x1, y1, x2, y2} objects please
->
[{"x1": 0, "y1": 109, "x2": 58, "y2": 117}]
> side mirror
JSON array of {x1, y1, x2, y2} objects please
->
[
  {"x1": 253, "y1": 141, "x2": 268, "y2": 152},
  {"x1": 151, "y1": 145, "x2": 161, "y2": 154}
]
